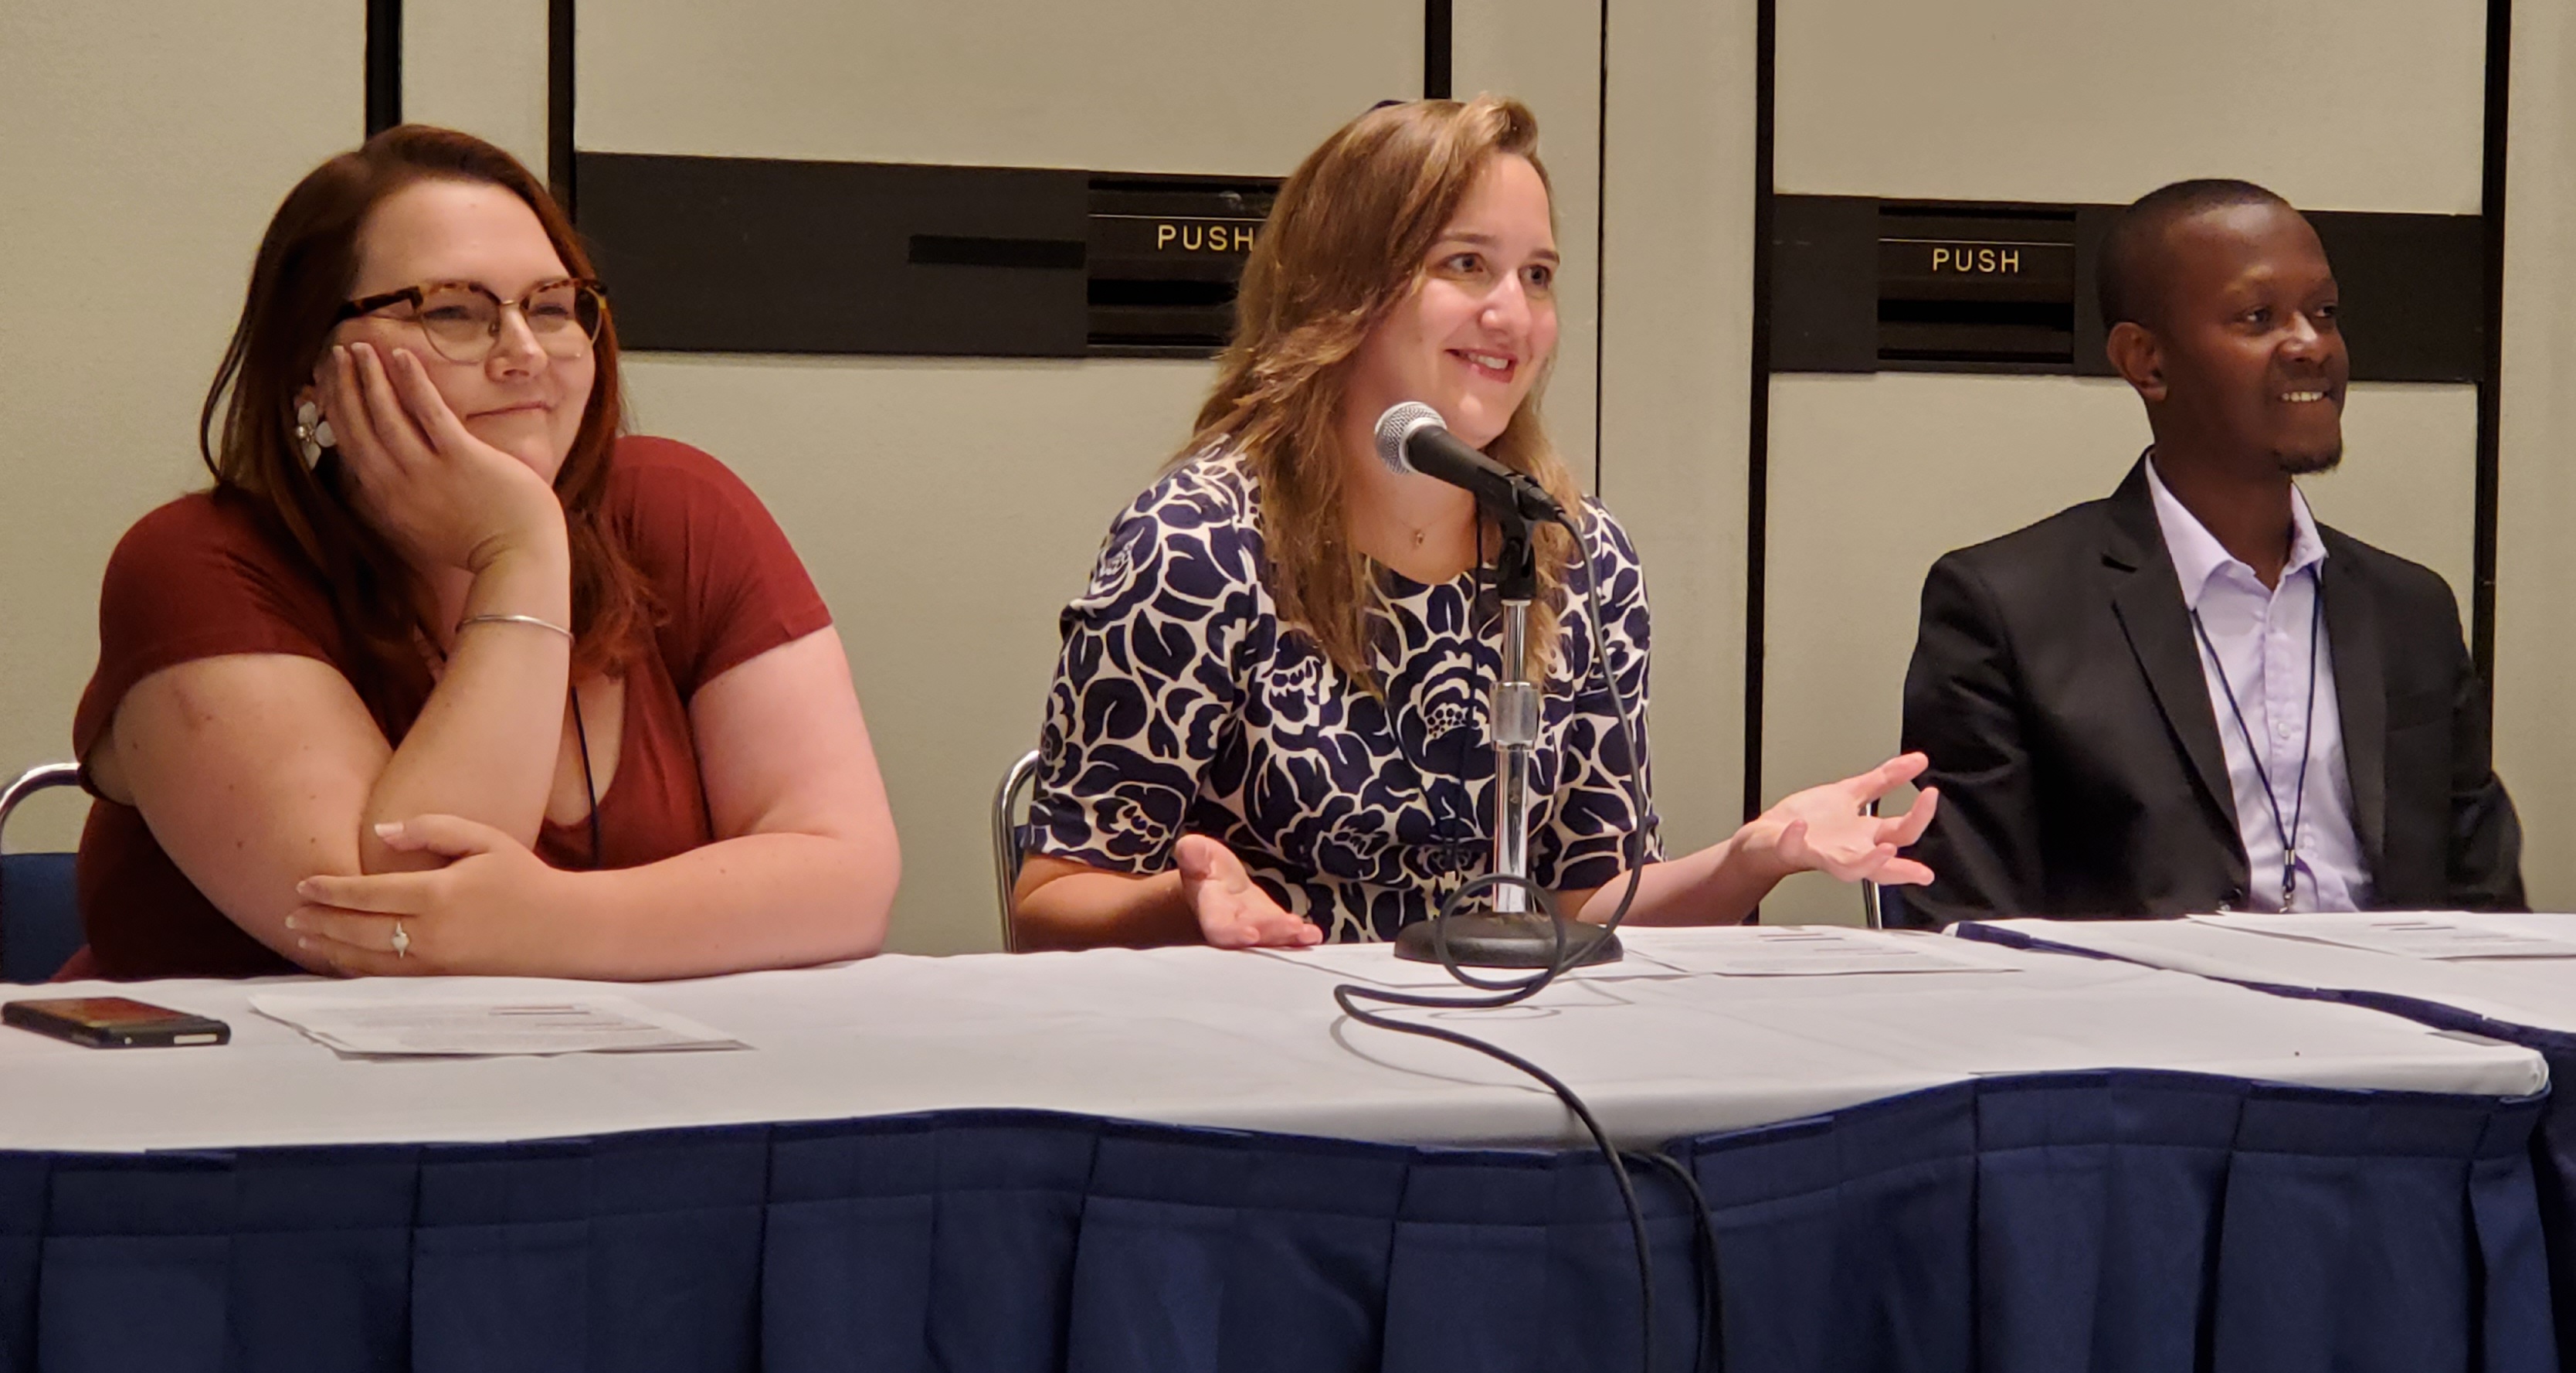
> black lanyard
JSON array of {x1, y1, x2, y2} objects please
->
[
  {"x1": 429, "y1": 634, "x2": 602, "y2": 869},
  {"x1": 571, "y1": 689, "x2": 603, "y2": 869},
  {"x1": 2189, "y1": 579, "x2": 2323, "y2": 905}
]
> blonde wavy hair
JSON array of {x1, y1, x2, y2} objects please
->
[{"x1": 1182, "y1": 95, "x2": 1584, "y2": 692}]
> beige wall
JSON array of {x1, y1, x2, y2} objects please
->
[
  {"x1": 1593, "y1": 0, "x2": 1758, "y2": 858},
  {"x1": 1454, "y1": 0, "x2": 1605, "y2": 481},
  {"x1": 579, "y1": 1, "x2": 1421, "y2": 953},
  {"x1": 575, "y1": 0, "x2": 1758, "y2": 952},
  {"x1": 405, "y1": 0, "x2": 551, "y2": 177},
  {"x1": 1455, "y1": 0, "x2": 1763, "y2": 876},
  {"x1": 2496, "y1": 0, "x2": 2576, "y2": 909},
  {"x1": 1774, "y1": 0, "x2": 2487, "y2": 212},
  {"x1": 616, "y1": 359, "x2": 1210, "y2": 954},
  {"x1": 2, "y1": 0, "x2": 2551, "y2": 933},
  {"x1": 579, "y1": 0, "x2": 1414, "y2": 172},
  {"x1": 0, "y1": 2, "x2": 361, "y2": 854}
]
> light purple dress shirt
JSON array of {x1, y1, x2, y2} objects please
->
[{"x1": 2146, "y1": 458, "x2": 2373, "y2": 912}]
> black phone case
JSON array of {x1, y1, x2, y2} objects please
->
[{"x1": 2, "y1": 1000, "x2": 231, "y2": 1048}]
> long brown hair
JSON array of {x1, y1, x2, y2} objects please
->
[
  {"x1": 1186, "y1": 95, "x2": 1583, "y2": 690},
  {"x1": 198, "y1": 124, "x2": 650, "y2": 731}
]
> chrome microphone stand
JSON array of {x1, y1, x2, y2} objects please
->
[{"x1": 1395, "y1": 510, "x2": 1622, "y2": 968}]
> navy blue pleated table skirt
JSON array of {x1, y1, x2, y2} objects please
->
[
  {"x1": 1960, "y1": 919, "x2": 2576, "y2": 1373},
  {"x1": 0, "y1": 1068, "x2": 2550, "y2": 1373}
]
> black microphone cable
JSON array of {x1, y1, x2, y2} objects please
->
[
  {"x1": 1329, "y1": 502, "x2": 1715, "y2": 1372},
  {"x1": 1626, "y1": 1148, "x2": 1725, "y2": 1373}
]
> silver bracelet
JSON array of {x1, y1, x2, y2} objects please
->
[{"x1": 456, "y1": 613, "x2": 574, "y2": 641}]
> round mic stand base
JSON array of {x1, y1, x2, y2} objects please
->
[{"x1": 1392, "y1": 913, "x2": 1624, "y2": 968}]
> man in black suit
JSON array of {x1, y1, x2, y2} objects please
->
[{"x1": 1897, "y1": 179, "x2": 2522, "y2": 924}]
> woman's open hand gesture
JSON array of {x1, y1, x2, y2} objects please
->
[
  {"x1": 1176, "y1": 834, "x2": 1324, "y2": 949},
  {"x1": 1739, "y1": 752, "x2": 1940, "y2": 886}
]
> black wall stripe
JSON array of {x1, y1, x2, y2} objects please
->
[
  {"x1": 1424, "y1": 0, "x2": 1452, "y2": 100},
  {"x1": 576, "y1": 155, "x2": 1088, "y2": 356},
  {"x1": 2474, "y1": 0, "x2": 2510, "y2": 686},
  {"x1": 908, "y1": 235, "x2": 1087, "y2": 270},
  {"x1": 549, "y1": 0, "x2": 577, "y2": 213},
  {"x1": 1743, "y1": 0, "x2": 1776, "y2": 826},
  {"x1": 572, "y1": 155, "x2": 1271, "y2": 357},
  {"x1": 1765, "y1": 198, "x2": 2485, "y2": 383},
  {"x1": 364, "y1": 0, "x2": 401, "y2": 135}
]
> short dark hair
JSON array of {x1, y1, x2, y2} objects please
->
[{"x1": 2096, "y1": 178, "x2": 2295, "y2": 329}]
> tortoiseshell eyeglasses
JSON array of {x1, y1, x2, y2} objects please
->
[{"x1": 334, "y1": 277, "x2": 607, "y2": 364}]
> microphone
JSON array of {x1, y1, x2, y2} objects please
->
[{"x1": 1372, "y1": 403, "x2": 1567, "y2": 526}]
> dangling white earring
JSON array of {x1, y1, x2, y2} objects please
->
[{"x1": 294, "y1": 400, "x2": 337, "y2": 466}]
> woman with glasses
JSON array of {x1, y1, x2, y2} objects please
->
[{"x1": 68, "y1": 125, "x2": 900, "y2": 979}]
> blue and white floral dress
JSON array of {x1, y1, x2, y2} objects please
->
[{"x1": 1030, "y1": 450, "x2": 1658, "y2": 943}]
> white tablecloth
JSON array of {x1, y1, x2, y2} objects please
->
[
  {"x1": 0, "y1": 926, "x2": 2544, "y2": 1154},
  {"x1": 1962, "y1": 911, "x2": 2576, "y2": 1035}
]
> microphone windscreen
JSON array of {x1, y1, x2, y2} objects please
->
[{"x1": 1373, "y1": 402, "x2": 1444, "y2": 474}]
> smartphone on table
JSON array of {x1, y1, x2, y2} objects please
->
[{"x1": 3, "y1": 997, "x2": 230, "y2": 1048}]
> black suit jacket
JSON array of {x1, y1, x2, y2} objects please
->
[{"x1": 1898, "y1": 460, "x2": 2523, "y2": 924}]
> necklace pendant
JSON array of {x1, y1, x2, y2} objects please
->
[{"x1": 2282, "y1": 855, "x2": 2297, "y2": 902}]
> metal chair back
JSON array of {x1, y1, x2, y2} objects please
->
[
  {"x1": 2, "y1": 763, "x2": 85, "y2": 983},
  {"x1": 991, "y1": 749, "x2": 1044, "y2": 952},
  {"x1": 1858, "y1": 797, "x2": 1913, "y2": 930},
  {"x1": 1860, "y1": 796, "x2": 1885, "y2": 930}
]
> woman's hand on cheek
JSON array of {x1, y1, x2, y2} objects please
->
[
  {"x1": 286, "y1": 814, "x2": 579, "y2": 977},
  {"x1": 317, "y1": 341, "x2": 565, "y2": 575}
]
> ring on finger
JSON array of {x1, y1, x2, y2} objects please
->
[{"x1": 390, "y1": 921, "x2": 410, "y2": 959}]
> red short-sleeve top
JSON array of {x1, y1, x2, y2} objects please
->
[{"x1": 70, "y1": 436, "x2": 833, "y2": 979}]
